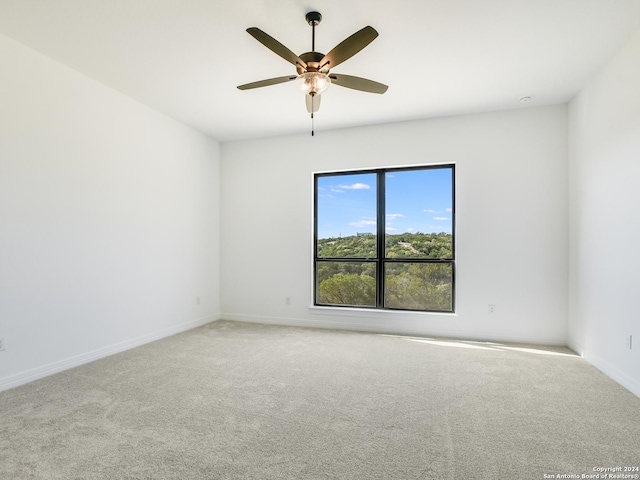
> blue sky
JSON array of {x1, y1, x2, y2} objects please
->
[{"x1": 317, "y1": 168, "x2": 453, "y2": 239}]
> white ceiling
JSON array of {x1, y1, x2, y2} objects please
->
[{"x1": 1, "y1": 0, "x2": 640, "y2": 142}]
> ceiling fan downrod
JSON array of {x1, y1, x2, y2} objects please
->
[{"x1": 306, "y1": 11, "x2": 322, "y2": 53}]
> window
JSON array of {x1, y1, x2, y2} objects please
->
[{"x1": 314, "y1": 165, "x2": 455, "y2": 313}]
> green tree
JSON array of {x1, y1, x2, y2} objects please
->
[
  {"x1": 317, "y1": 273, "x2": 376, "y2": 307},
  {"x1": 385, "y1": 263, "x2": 452, "y2": 311}
]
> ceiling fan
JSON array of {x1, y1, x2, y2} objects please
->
[{"x1": 237, "y1": 11, "x2": 388, "y2": 134}]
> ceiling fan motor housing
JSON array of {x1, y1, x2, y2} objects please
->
[{"x1": 297, "y1": 51, "x2": 325, "y2": 75}]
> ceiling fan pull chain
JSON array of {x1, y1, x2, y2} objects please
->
[{"x1": 311, "y1": 94, "x2": 315, "y2": 136}]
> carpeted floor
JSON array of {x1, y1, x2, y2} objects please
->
[{"x1": 1, "y1": 320, "x2": 639, "y2": 479}]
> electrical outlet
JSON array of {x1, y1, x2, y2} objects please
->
[
  {"x1": 196, "y1": 296, "x2": 201, "y2": 305},
  {"x1": 0, "y1": 337, "x2": 5, "y2": 351},
  {"x1": 488, "y1": 304, "x2": 496, "y2": 314},
  {"x1": 285, "y1": 297, "x2": 292, "y2": 305},
  {"x1": 627, "y1": 335, "x2": 633, "y2": 350}
]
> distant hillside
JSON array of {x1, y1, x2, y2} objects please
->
[{"x1": 317, "y1": 232, "x2": 452, "y2": 259}]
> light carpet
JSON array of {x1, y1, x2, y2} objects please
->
[{"x1": 1, "y1": 320, "x2": 639, "y2": 479}]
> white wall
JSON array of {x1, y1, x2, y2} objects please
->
[
  {"x1": 0, "y1": 34, "x2": 221, "y2": 390},
  {"x1": 221, "y1": 105, "x2": 568, "y2": 344},
  {"x1": 568, "y1": 30, "x2": 640, "y2": 397}
]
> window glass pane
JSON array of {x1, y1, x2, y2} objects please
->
[
  {"x1": 317, "y1": 173, "x2": 377, "y2": 258},
  {"x1": 316, "y1": 261, "x2": 376, "y2": 307},
  {"x1": 384, "y1": 263, "x2": 453, "y2": 311},
  {"x1": 385, "y1": 169, "x2": 453, "y2": 259}
]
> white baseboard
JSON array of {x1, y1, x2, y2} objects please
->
[
  {"x1": 223, "y1": 312, "x2": 390, "y2": 334},
  {"x1": 580, "y1": 352, "x2": 640, "y2": 399},
  {"x1": 568, "y1": 337, "x2": 639, "y2": 399},
  {"x1": 221, "y1": 312, "x2": 567, "y2": 346},
  {"x1": 0, "y1": 314, "x2": 221, "y2": 393},
  {"x1": 566, "y1": 338, "x2": 584, "y2": 356}
]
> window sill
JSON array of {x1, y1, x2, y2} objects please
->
[{"x1": 308, "y1": 305, "x2": 458, "y2": 318}]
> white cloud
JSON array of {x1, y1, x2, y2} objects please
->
[
  {"x1": 407, "y1": 228, "x2": 415, "y2": 232},
  {"x1": 434, "y1": 217, "x2": 449, "y2": 221},
  {"x1": 339, "y1": 183, "x2": 370, "y2": 190},
  {"x1": 348, "y1": 219, "x2": 376, "y2": 228},
  {"x1": 386, "y1": 227, "x2": 397, "y2": 232},
  {"x1": 386, "y1": 213, "x2": 404, "y2": 220},
  {"x1": 424, "y1": 209, "x2": 442, "y2": 214},
  {"x1": 445, "y1": 208, "x2": 453, "y2": 213},
  {"x1": 330, "y1": 187, "x2": 344, "y2": 193}
]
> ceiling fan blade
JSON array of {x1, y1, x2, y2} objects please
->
[
  {"x1": 237, "y1": 76, "x2": 297, "y2": 90},
  {"x1": 305, "y1": 94, "x2": 321, "y2": 113},
  {"x1": 247, "y1": 27, "x2": 307, "y2": 69},
  {"x1": 319, "y1": 26, "x2": 378, "y2": 71},
  {"x1": 329, "y1": 74, "x2": 388, "y2": 94}
]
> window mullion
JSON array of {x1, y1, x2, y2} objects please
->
[{"x1": 376, "y1": 171, "x2": 386, "y2": 308}]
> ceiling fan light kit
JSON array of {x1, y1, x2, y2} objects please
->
[
  {"x1": 237, "y1": 11, "x2": 388, "y2": 135},
  {"x1": 297, "y1": 72, "x2": 331, "y2": 96}
]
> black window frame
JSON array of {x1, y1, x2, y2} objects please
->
[{"x1": 314, "y1": 164, "x2": 456, "y2": 313}]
